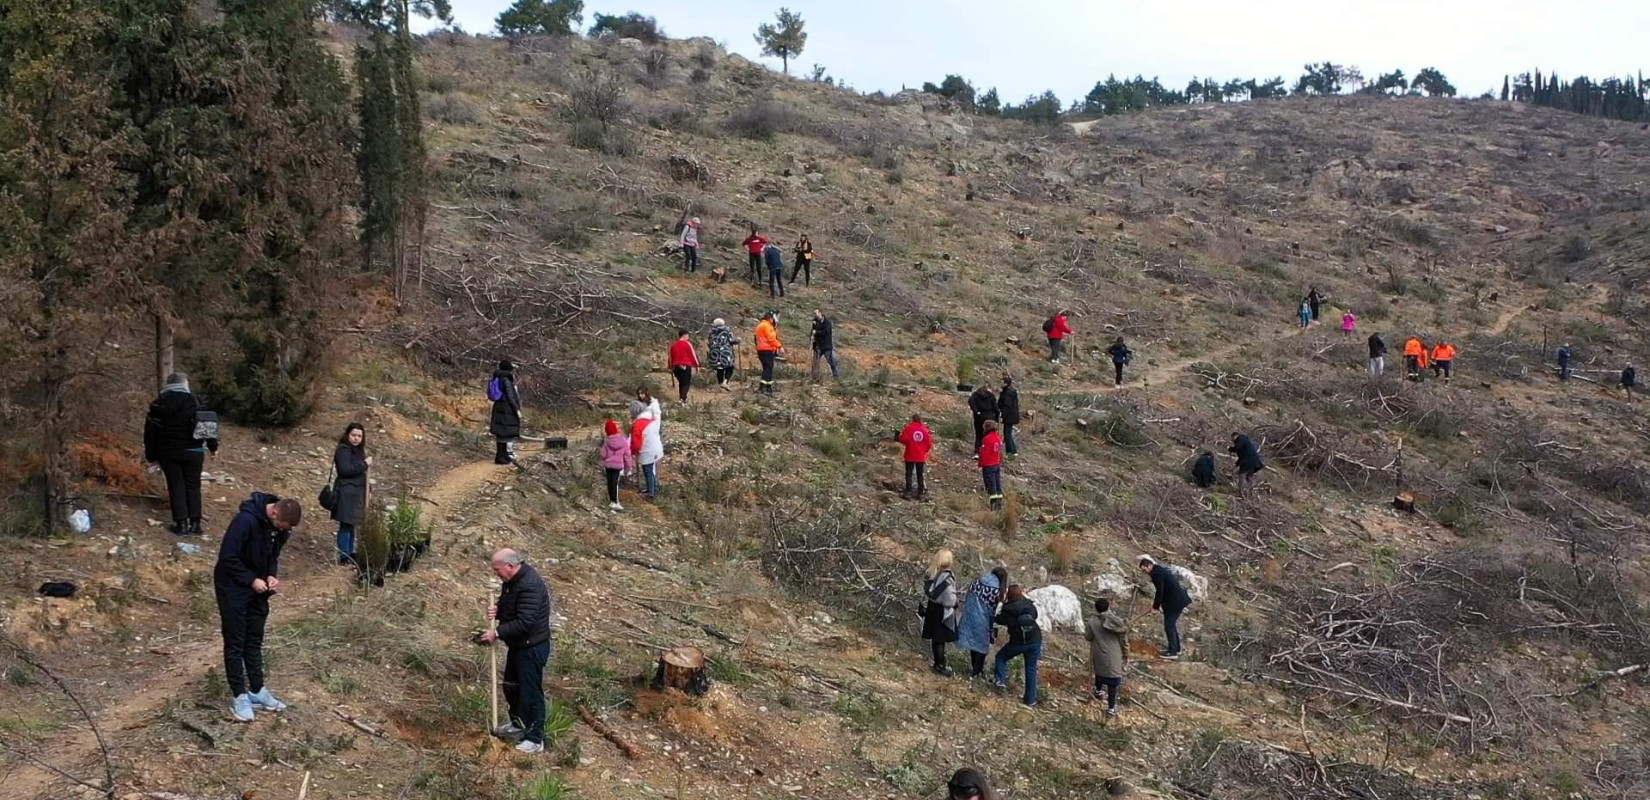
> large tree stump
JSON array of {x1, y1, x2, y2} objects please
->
[
  {"x1": 657, "y1": 646, "x2": 709, "y2": 695},
  {"x1": 1393, "y1": 492, "x2": 1416, "y2": 513}
]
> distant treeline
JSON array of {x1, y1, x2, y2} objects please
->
[{"x1": 921, "y1": 63, "x2": 1649, "y2": 124}]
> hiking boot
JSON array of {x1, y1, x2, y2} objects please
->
[
  {"x1": 248, "y1": 687, "x2": 287, "y2": 712},
  {"x1": 169, "y1": 520, "x2": 190, "y2": 536},
  {"x1": 931, "y1": 664, "x2": 953, "y2": 677},
  {"x1": 514, "y1": 740, "x2": 544, "y2": 754},
  {"x1": 230, "y1": 693, "x2": 255, "y2": 722}
]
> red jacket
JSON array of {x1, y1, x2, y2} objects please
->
[
  {"x1": 899, "y1": 421, "x2": 933, "y2": 463},
  {"x1": 978, "y1": 431, "x2": 1004, "y2": 468},
  {"x1": 743, "y1": 234, "x2": 769, "y2": 255},
  {"x1": 1048, "y1": 314, "x2": 1073, "y2": 340},
  {"x1": 668, "y1": 338, "x2": 700, "y2": 368}
]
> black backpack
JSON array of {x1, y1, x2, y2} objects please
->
[{"x1": 1041, "y1": 317, "x2": 1056, "y2": 334}]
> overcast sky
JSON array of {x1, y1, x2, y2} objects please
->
[{"x1": 431, "y1": 1, "x2": 1650, "y2": 102}]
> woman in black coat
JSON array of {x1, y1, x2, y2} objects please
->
[
  {"x1": 490, "y1": 360, "x2": 523, "y2": 464},
  {"x1": 332, "y1": 423, "x2": 371, "y2": 565}
]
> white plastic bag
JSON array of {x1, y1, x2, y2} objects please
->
[{"x1": 68, "y1": 509, "x2": 92, "y2": 534}]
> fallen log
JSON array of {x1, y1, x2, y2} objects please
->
[
  {"x1": 331, "y1": 708, "x2": 386, "y2": 738},
  {"x1": 1255, "y1": 674, "x2": 1472, "y2": 724},
  {"x1": 577, "y1": 705, "x2": 641, "y2": 759}
]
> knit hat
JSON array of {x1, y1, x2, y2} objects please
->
[{"x1": 604, "y1": 419, "x2": 620, "y2": 436}]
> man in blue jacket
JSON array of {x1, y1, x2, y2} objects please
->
[
  {"x1": 215, "y1": 492, "x2": 302, "y2": 721},
  {"x1": 1138, "y1": 554, "x2": 1192, "y2": 660},
  {"x1": 764, "y1": 243, "x2": 787, "y2": 298}
]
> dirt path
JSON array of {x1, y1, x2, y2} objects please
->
[
  {"x1": 1022, "y1": 331, "x2": 1282, "y2": 397},
  {"x1": 10, "y1": 448, "x2": 529, "y2": 799}
]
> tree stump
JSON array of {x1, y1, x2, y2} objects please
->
[
  {"x1": 1393, "y1": 492, "x2": 1416, "y2": 513},
  {"x1": 657, "y1": 646, "x2": 709, "y2": 695}
]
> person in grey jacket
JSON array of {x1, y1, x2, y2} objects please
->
[
  {"x1": 1084, "y1": 597, "x2": 1129, "y2": 716},
  {"x1": 330, "y1": 423, "x2": 371, "y2": 566}
]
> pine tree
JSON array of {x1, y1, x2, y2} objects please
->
[
  {"x1": 495, "y1": 0, "x2": 583, "y2": 36},
  {"x1": 1501, "y1": 75, "x2": 1510, "y2": 101},
  {"x1": 754, "y1": 7, "x2": 807, "y2": 74}
]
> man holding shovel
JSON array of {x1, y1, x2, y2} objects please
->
[{"x1": 478, "y1": 549, "x2": 555, "y2": 754}]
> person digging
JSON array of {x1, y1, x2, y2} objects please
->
[{"x1": 477, "y1": 548, "x2": 555, "y2": 754}]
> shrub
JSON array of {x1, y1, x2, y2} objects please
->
[
  {"x1": 884, "y1": 170, "x2": 904, "y2": 185},
  {"x1": 425, "y1": 92, "x2": 481, "y2": 125},
  {"x1": 692, "y1": 43, "x2": 716, "y2": 69},
  {"x1": 422, "y1": 73, "x2": 459, "y2": 94},
  {"x1": 810, "y1": 432, "x2": 851, "y2": 462},
  {"x1": 568, "y1": 119, "x2": 638, "y2": 156},
  {"x1": 646, "y1": 105, "x2": 706, "y2": 136},
  {"x1": 590, "y1": 12, "x2": 663, "y2": 42},
  {"x1": 1047, "y1": 534, "x2": 1077, "y2": 574},
  {"x1": 384, "y1": 500, "x2": 432, "y2": 549},
  {"x1": 724, "y1": 102, "x2": 795, "y2": 141},
  {"x1": 516, "y1": 775, "x2": 573, "y2": 800},
  {"x1": 690, "y1": 67, "x2": 710, "y2": 84},
  {"x1": 565, "y1": 66, "x2": 628, "y2": 130},
  {"x1": 955, "y1": 353, "x2": 977, "y2": 385},
  {"x1": 196, "y1": 321, "x2": 322, "y2": 428},
  {"x1": 534, "y1": 200, "x2": 604, "y2": 250}
]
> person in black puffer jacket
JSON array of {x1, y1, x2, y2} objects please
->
[
  {"x1": 481, "y1": 548, "x2": 555, "y2": 754},
  {"x1": 967, "y1": 386, "x2": 998, "y2": 455},
  {"x1": 214, "y1": 492, "x2": 301, "y2": 721},
  {"x1": 330, "y1": 423, "x2": 371, "y2": 566},
  {"x1": 144, "y1": 372, "x2": 219, "y2": 536},
  {"x1": 489, "y1": 361, "x2": 523, "y2": 465},
  {"x1": 991, "y1": 584, "x2": 1043, "y2": 706},
  {"x1": 998, "y1": 376, "x2": 1020, "y2": 456}
]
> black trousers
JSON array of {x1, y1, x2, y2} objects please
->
[
  {"x1": 682, "y1": 245, "x2": 698, "y2": 272},
  {"x1": 1095, "y1": 675, "x2": 1122, "y2": 708},
  {"x1": 215, "y1": 585, "x2": 271, "y2": 696},
  {"x1": 495, "y1": 439, "x2": 515, "y2": 464},
  {"x1": 748, "y1": 252, "x2": 763, "y2": 284},
  {"x1": 791, "y1": 258, "x2": 811, "y2": 285},
  {"x1": 973, "y1": 418, "x2": 987, "y2": 454},
  {"x1": 605, "y1": 468, "x2": 621, "y2": 503},
  {"x1": 758, "y1": 351, "x2": 777, "y2": 392},
  {"x1": 904, "y1": 461, "x2": 926, "y2": 495},
  {"x1": 673, "y1": 365, "x2": 693, "y2": 402},
  {"x1": 930, "y1": 639, "x2": 947, "y2": 668},
  {"x1": 503, "y1": 640, "x2": 552, "y2": 743},
  {"x1": 715, "y1": 366, "x2": 735, "y2": 385},
  {"x1": 159, "y1": 451, "x2": 205, "y2": 524},
  {"x1": 969, "y1": 650, "x2": 987, "y2": 677},
  {"x1": 1113, "y1": 362, "x2": 1125, "y2": 386}
]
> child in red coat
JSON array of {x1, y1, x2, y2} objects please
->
[{"x1": 978, "y1": 420, "x2": 1004, "y2": 510}]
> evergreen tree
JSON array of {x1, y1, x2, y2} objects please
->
[
  {"x1": 495, "y1": 0, "x2": 583, "y2": 36},
  {"x1": 922, "y1": 74, "x2": 977, "y2": 109},
  {"x1": 977, "y1": 87, "x2": 1001, "y2": 115},
  {"x1": 1293, "y1": 62, "x2": 1343, "y2": 95},
  {"x1": 1412, "y1": 67, "x2": 1457, "y2": 97},
  {"x1": 589, "y1": 11, "x2": 661, "y2": 41},
  {"x1": 1003, "y1": 90, "x2": 1062, "y2": 124},
  {"x1": 754, "y1": 7, "x2": 807, "y2": 74},
  {"x1": 1501, "y1": 75, "x2": 1510, "y2": 101}
]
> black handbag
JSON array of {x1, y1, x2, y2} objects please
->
[{"x1": 318, "y1": 461, "x2": 337, "y2": 512}]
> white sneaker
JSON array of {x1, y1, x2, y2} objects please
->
[
  {"x1": 231, "y1": 693, "x2": 255, "y2": 722},
  {"x1": 515, "y1": 740, "x2": 544, "y2": 754},
  {"x1": 609, "y1": 502, "x2": 624, "y2": 511},
  {"x1": 248, "y1": 687, "x2": 287, "y2": 712}
]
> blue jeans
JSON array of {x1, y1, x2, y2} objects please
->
[
  {"x1": 769, "y1": 269, "x2": 785, "y2": 297},
  {"x1": 811, "y1": 349, "x2": 839, "y2": 379},
  {"x1": 1003, "y1": 424, "x2": 1018, "y2": 455},
  {"x1": 981, "y1": 466, "x2": 1002, "y2": 500},
  {"x1": 641, "y1": 461, "x2": 658, "y2": 498},
  {"x1": 993, "y1": 640, "x2": 1042, "y2": 705},
  {"x1": 336, "y1": 523, "x2": 355, "y2": 563},
  {"x1": 1163, "y1": 607, "x2": 1183, "y2": 655}
]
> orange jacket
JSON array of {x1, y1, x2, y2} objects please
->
[
  {"x1": 1432, "y1": 344, "x2": 1456, "y2": 362},
  {"x1": 1403, "y1": 338, "x2": 1425, "y2": 357},
  {"x1": 755, "y1": 319, "x2": 782, "y2": 352}
]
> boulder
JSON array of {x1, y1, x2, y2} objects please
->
[
  {"x1": 1091, "y1": 558, "x2": 1135, "y2": 598},
  {"x1": 1170, "y1": 564, "x2": 1209, "y2": 602},
  {"x1": 1027, "y1": 584, "x2": 1084, "y2": 632}
]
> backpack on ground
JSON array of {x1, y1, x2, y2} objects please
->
[
  {"x1": 487, "y1": 377, "x2": 504, "y2": 402},
  {"x1": 1042, "y1": 317, "x2": 1056, "y2": 334},
  {"x1": 192, "y1": 409, "x2": 219, "y2": 442}
]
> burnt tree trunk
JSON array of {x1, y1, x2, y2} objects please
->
[{"x1": 154, "y1": 311, "x2": 174, "y2": 392}]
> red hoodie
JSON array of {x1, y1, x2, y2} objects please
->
[
  {"x1": 1048, "y1": 314, "x2": 1073, "y2": 340},
  {"x1": 899, "y1": 421, "x2": 933, "y2": 463},
  {"x1": 977, "y1": 431, "x2": 1004, "y2": 468},
  {"x1": 742, "y1": 233, "x2": 769, "y2": 254},
  {"x1": 668, "y1": 338, "x2": 700, "y2": 368}
]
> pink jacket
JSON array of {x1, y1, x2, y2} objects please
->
[
  {"x1": 601, "y1": 433, "x2": 634, "y2": 471},
  {"x1": 1341, "y1": 313, "x2": 1357, "y2": 332}
]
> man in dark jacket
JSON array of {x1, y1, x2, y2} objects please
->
[
  {"x1": 480, "y1": 548, "x2": 555, "y2": 754},
  {"x1": 1191, "y1": 451, "x2": 1217, "y2": 488},
  {"x1": 144, "y1": 372, "x2": 219, "y2": 536},
  {"x1": 1367, "y1": 333, "x2": 1387, "y2": 377},
  {"x1": 967, "y1": 385, "x2": 998, "y2": 454},
  {"x1": 1107, "y1": 337, "x2": 1132, "y2": 388},
  {"x1": 764, "y1": 243, "x2": 786, "y2": 298},
  {"x1": 215, "y1": 492, "x2": 301, "y2": 721},
  {"x1": 998, "y1": 376, "x2": 1021, "y2": 456},
  {"x1": 1138, "y1": 554, "x2": 1192, "y2": 660},
  {"x1": 1556, "y1": 344, "x2": 1572, "y2": 382},
  {"x1": 810, "y1": 309, "x2": 839, "y2": 380},
  {"x1": 1623, "y1": 362, "x2": 1637, "y2": 401},
  {"x1": 490, "y1": 361, "x2": 523, "y2": 465},
  {"x1": 1230, "y1": 431, "x2": 1264, "y2": 497}
]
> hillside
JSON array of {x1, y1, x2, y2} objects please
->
[{"x1": 4, "y1": 28, "x2": 1650, "y2": 800}]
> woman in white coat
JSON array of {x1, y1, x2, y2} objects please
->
[{"x1": 630, "y1": 404, "x2": 665, "y2": 500}]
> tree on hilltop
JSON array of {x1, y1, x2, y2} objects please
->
[
  {"x1": 1363, "y1": 69, "x2": 1408, "y2": 96},
  {"x1": 922, "y1": 74, "x2": 977, "y2": 109},
  {"x1": 978, "y1": 87, "x2": 1002, "y2": 115},
  {"x1": 1003, "y1": 90, "x2": 1062, "y2": 125},
  {"x1": 495, "y1": 0, "x2": 584, "y2": 36},
  {"x1": 1293, "y1": 62, "x2": 1343, "y2": 95},
  {"x1": 589, "y1": 11, "x2": 662, "y2": 41},
  {"x1": 755, "y1": 7, "x2": 806, "y2": 74},
  {"x1": 1412, "y1": 67, "x2": 1457, "y2": 97}
]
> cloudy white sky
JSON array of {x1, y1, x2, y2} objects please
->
[{"x1": 432, "y1": 1, "x2": 1649, "y2": 103}]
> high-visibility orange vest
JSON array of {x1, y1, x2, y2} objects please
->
[
  {"x1": 1432, "y1": 344, "x2": 1455, "y2": 362},
  {"x1": 755, "y1": 320, "x2": 782, "y2": 352},
  {"x1": 1404, "y1": 338, "x2": 1425, "y2": 357}
]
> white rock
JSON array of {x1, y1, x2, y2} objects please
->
[
  {"x1": 1026, "y1": 584, "x2": 1084, "y2": 632},
  {"x1": 1171, "y1": 564, "x2": 1210, "y2": 602},
  {"x1": 1092, "y1": 558, "x2": 1135, "y2": 598}
]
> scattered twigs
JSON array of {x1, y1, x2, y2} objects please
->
[
  {"x1": 0, "y1": 635, "x2": 116, "y2": 798},
  {"x1": 331, "y1": 707, "x2": 387, "y2": 738},
  {"x1": 1534, "y1": 663, "x2": 1648, "y2": 699},
  {"x1": 1256, "y1": 675, "x2": 1473, "y2": 725}
]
